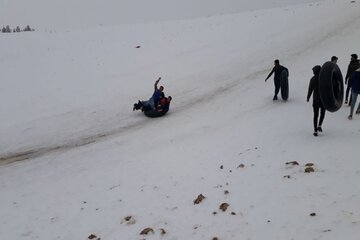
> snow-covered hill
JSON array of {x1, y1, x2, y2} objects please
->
[{"x1": 1, "y1": 0, "x2": 360, "y2": 239}]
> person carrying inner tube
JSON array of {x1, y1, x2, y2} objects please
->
[
  {"x1": 307, "y1": 65, "x2": 325, "y2": 137},
  {"x1": 345, "y1": 54, "x2": 360, "y2": 105},
  {"x1": 265, "y1": 59, "x2": 289, "y2": 101}
]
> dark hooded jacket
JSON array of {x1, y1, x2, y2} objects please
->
[
  {"x1": 307, "y1": 65, "x2": 323, "y2": 107},
  {"x1": 345, "y1": 59, "x2": 360, "y2": 83}
]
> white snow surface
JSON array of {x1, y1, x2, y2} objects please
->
[{"x1": 1, "y1": 0, "x2": 360, "y2": 239}]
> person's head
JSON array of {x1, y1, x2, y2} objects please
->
[
  {"x1": 159, "y1": 86, "x2": 164, "y2": 91},
  {"x1": 312, "y1": 65, "x2": 321, "y2": 75},
  {"x1": 331, "y1": 56, "x2": 338, "y2": 63},
  {"x1": 274, "y1": 59, "x2": 280, "y2": 66},
  {"x1": 351, "y1": 54, "x2": 358, "y2": 60}
]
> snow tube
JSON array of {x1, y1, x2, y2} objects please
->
[
  {"x1": 143, "y1": 108, "x2": 169, "y2": 118},
  {"x1": 319, "y1": 61, "x2": 344, "y2": 112},
  {"x1": 280, "y1": 69, "x2": 289, "y2": 101}
]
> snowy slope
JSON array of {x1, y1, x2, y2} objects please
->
[{"x1": 1, "y1": 0, "x2": 360, "y2": 240}]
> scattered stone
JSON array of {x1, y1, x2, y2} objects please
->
[
  {"x1": 305, "y1": 163, "x2": 314, "y2": 167},
  {"x1": 159, "y1": 228, "x2": 166, "y2": 235},
  {"x1": 231, "y1": 212, "x2": 236, "y2": 215},
  {"x1": 219, "y1": 203, "x2": 230, "y2": 212},
  {"x1": 121, "y1": 215, "x2": 136, "y2": 225},
  {"x1": 351, "y1": 1, "x2": 356, "y2": 3},
  {"x1": 323, "y1": 229, "x2": 331, "y2": 232},
  {"x1": 220, "y1": 165, "x2": 223, "y2": 169},
  {"x1": 224, "y1": 190, "x2": 230, "y2": 195},
  {"x1": 286, "y1": 161, "x2": 299, "y2": 166},
  {"x1": 305, "y1": 167, "x2": 315, "y2": 173},
  {"x1": 140, "y1": 227, "x2": 154, "y2": 235},
  {"x1": 229, "y1": 170, "x2": 232, "y2": 173},
  {"x1": 212, "y1": 237, "x2": 219, "y2": 240},
  {"x1": 135, "y1": 46, "x2": 141, "y2": 48},
  {"x1": 88, "y1": 234, "x2": 100, "y2": 240},
  {"x1": 283, "y1": 175, "x2": 291, "y2": 179},
  {"x1": 213, "y1": 211, "x2": 217, "y2": 215},
  {"x1": 237, "y1": 164, "x2": 245, "y2": 168},
  {"x1": 310, "y1": 212, "x2": 316, "y2": 216},
  {"x1": 194, "y1": 194, "x2": 206, "y2": 204},
  {"x1": 267, "y1": 220, "x2": 271, "y2": 223}
]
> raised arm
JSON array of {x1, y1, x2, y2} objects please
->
[{"x1": 154, "y1": 77, "x2": 161, "y2": 91}]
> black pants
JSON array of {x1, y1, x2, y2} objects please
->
[{"x1": 313, "y1": 106, "x2": 325, "y2": 132}]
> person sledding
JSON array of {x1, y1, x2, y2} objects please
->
[{"x1": 133, "y1": 77, "x2": 172, "y2": 117}]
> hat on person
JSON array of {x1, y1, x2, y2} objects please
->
[{"x1": 351, "y1": 54, "x2": 358, "y2": 59}]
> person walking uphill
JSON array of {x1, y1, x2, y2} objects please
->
[
  {"x1": 307, "y1": 65, "x2": 325, "y2": 137},
  {"x1": 345, "y1": 54, "x2": 360, "y2": 105},
  {"x1": 348, "y1": 67, "x2": 360, "y2": 120},
  {"x1": 265, "y1": 59, "x2": 289, "y2": 100}
]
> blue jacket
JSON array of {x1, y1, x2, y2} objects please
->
[{"x1": 350, "y1": 69, "x2": 360, "y2": 93}]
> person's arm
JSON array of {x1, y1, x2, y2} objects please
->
[
  {"x1": 265, "y1": 68, "x2": 274, "y2": 82},
  {"x1": 307, "y1": 78, "x2": 314, "y2": 102},
  {"x1": 154, "y1": 77, "x2": 161, "y2": 91},
  {"x1": 345, "y1": 65, "x2": 351, "y2": 84}
]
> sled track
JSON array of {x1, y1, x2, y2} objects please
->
[{"x1": 0, "y1": 119, "x2": 149, "y2": 165}]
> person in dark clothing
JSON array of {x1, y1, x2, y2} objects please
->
[
  {"x1": 348, "y1": 68, "x2": 360, "y2": 119},
  {"x1": 307, "y1": 65, "x2": 325, "y2": 137},
  {"x1": 331, "y1": 56, "x2": 338, "y2": 64},
  {"x1": 345, "y1": 54, "x2": 360, "y2": 105},
  {"x1": 265, "y1": 59, "x2": 289, "y2": 100}
]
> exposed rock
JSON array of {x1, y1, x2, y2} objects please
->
[
  {"x1": 194, "y1": 194, "x2": 206, "y2": 204},
  {"x1": 219, "y1": 203, "x2": 229, "y2": 212},
  {"x1": 88, "y1": 234, "x2": 100, "y2": 240},
  {"x1": 305, "y1": 167, "x2": 315, "y2": 173},
  {"x1": 286, "y1": 161, "x2": 299, "y2": 166},
  {"x1": 140, "y1": 227, "x2": 154, "y2": 235}
]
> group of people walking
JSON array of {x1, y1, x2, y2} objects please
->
[{"x1": 265, "y1": 54, "x2": 360, "y2": 137}]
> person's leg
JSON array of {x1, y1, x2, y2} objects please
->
[
  {"x1": 356, "y1": 93, "x2": 360, "y2": 114},
  {"x1": 349, "y1": 91, "x2": 358, "y2": 119},
  {"x1": 274, "y1": 79, "x2": 280, "y2": 100},
  {"x1": 318, "y1": 107, "x2": 325, "y2": 131},
  {"x1": 350, "y1": 91, "x2": 359, "y2": 115},
  {"x1": 313, "y1": 106, "x2": 319, "y2": 135},
  {"x1": 345, "y1": 84, "x2": 351, "y2": 103}
]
